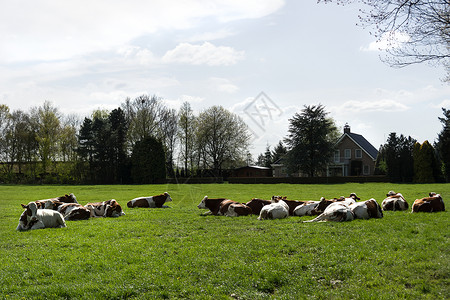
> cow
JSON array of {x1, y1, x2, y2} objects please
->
[
  {"x1": 16, "y1": 202, "x2": 66, "y2": 231},
  {"x1": 35, "y1": 193, "x2": 78, "y2": 209},
  {"x1": 127, "y1": 192, "x2": 172, "y2": 208},
  {"x1": 382, "y1": 191, "x2": 409, "y2": 211},
  {"x1": 245, "y1": 198, "x2": 271, "y2": 215},
  {"x1": 283, "y1": 199, "x2": 306, "y2": 215},
  {"x1": 349, "y1": 198, "x2": 383, "y2": 219},
  {"x1": 258, "y1": 199, "x2": 289, "y2": 220},
  {"x1": 85, "y1": 199, "x2": 125, "y2": 218},
  {"x1": 197, "y1": 196, "x2": 251, "y2": 216},
  {"x1": 411, "y1": 193, "x2": 445, "y2": 213},
  {"x1": 58, "y1": 203, "x2": 91, "y2": 221},
  {"x1": 293, "y1": 201, "x2": 320, "y2": 217},
  {"x1": 303, "y1": 202, "x2": 354, "y2": 223},
  {"x1": 310, "y1": 193, "x2": 360, "y2": 215}
]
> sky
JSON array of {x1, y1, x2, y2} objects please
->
[{"x1": 1, "y1": 0, "x2": 449, "y2": 160}]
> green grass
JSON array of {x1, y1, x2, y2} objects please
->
[{"x1": 0, "y1": 183, "x2": 448, "y2": 299}]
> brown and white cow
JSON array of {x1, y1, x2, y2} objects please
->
[
  {"x1": 58, "y1": 203, "x2": 91, "y2": 221},
  {"x1": 304, "y1": 202, "x2": 354, "y2": 223},
  {"x1": 411, "y1": 193, "x2": 445, "y2": 213},
  {"x1": 35, "y1": 193, "x2": 78, "y2": 209},
  {"x1": 197, "y1": 196, "x2": 251, "y2": 216},
  {"x1": 349, "y1": 198, "x2": 383, "y2": 219},
  {"x1": 85, "y1": 199, "x2": 125, "y2": 217},
  {"x1": 127, "y1": 192, "x2": 172, "y2": 208},
  {"x1": 310, "y1": 193, "x2": 360, "y2": 215},
  {"x1": 293, "y1": 201, "x2": 320, "y2": 217},
  {"x1": 382, "y1": 191, "x2": 409, "y2": 211},
  {"x1": 16, "y1": 202, "x2": 66, "y2": 231},
  {"x1": 245, "y1": 198, "x2": 271, "y2": 215}
]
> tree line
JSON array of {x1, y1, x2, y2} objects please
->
[{"x1": 0, "y1": 96, "x2": 250, "y2": 184}]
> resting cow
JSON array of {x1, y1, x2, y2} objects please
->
[
  {"x1": 258, "y1": 198, "x2": 289, "y2": 220},
  {"x1": 58, "y1": 203, "x2": 91, "y2": 221},
  {"x1": 349, "y1": 198, "x2": 383, "y2": 219},
  {"x1": 127, "y1": 192, "x2": 172, "y2": 208},
  {"x1": 382, "y1": 191, "x2": 408, "y2": 211},
  {"x1": 304, "y1": 202, "x2": 354, "y2": 223},
  {"x1": 245, "y1": 198, "x2": 271, "y2": 215},
  {"x1": 197, "y1": 196, "x2": 251, "y2": 216},
  {"x1": 411, "y1": 193, "x2": 445, "y2": 213},
  {"x1": 293, "y1": 201, "x2": 320, "y2": 217},
  {"x1": 85, "y1": 199, "x2": 125, "y2": 217},
  {"x1": 35, "y1": 193, "x2": 78, "y2": 209},
  {"x1": 17, "y1": 202, "x2": 66, "y2": 231}
]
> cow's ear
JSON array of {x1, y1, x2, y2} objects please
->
[{"x1": 21, "y1": 204, "x2": 27, "y2": 209}]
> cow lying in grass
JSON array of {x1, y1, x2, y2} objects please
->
[
  {"x1": 35, "y1": 193, "x2": 78, "y2": 209},
  {"x1": 127, "y1": 192, "x2": 172, "y2": 208},
  {"x1": 85, "y1": 199, "x2": 125, "y2": 218},
  {"x1": 412, "y1": 193, "x2": 445, "y2": 213},
  {"x1": 304, "y1": 202, "x2": 354, "y2": 223},
  {"x1": 17, "y1": 202, "x2": 66, "y2": 231},
  {"x1": 257, "y1": 197, "x2": 289, "y2": 220},
  {"x1": 197, "y1": 196, "x2": 252, "y2": 216},
  {"x1": 58, "y1": 203, "x2": 91, "y2": 221},
  {"x1": 350, "y1": 198, "x2": 383, "y2": 219},
  {"x1": 382, "y1": 191, "x2": 408, "y2": 211}
]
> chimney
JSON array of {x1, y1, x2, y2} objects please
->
[{"x1": 344, "y1": 123, "x2": 350, "y2": 134}]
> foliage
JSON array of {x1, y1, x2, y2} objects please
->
[
  {"x1": 285, "y1": 104, "x2": 338, "y2": 177},
  {"x1": 436, "y1": 108, "x2": 450, "y2": 181},
  {"x1": 318, "y1": 0, "x2": 450, "y2": 79},
  {"x1": 0, "y1": 183, "x2": 448, "y2": 299},
  {"x1": 196, "y1": 106, "x2": 251, "y2": 175},
  {"x1": 413, "y1": 140, "x2": 441, "y2": 183},
  {"x1": 131, "y1": 136, "x2": 166, "y2": 183}
]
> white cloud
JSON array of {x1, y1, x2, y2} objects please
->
[
  {"x1": 335, "y1": 99, "x2": 409, "y2": 113},
  {"x1": 185, "y1": 29, "x2": 235, "y2": 43},
  {"x1": 360, "y1": 31, "x2": 410, "y2": 52},
  {"x1": 209, "y1": 78, "x2": 239, "y2": 93},
  {"x1": 0, "y1": 0, "x2": 283, "y2": 63},
  {"x1": 162, "y1": 42, "x2": 244, "y2": 66}
]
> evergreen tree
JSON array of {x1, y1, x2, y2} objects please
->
[
  {"x1": 436, "y1": 108, "x2": 450, "y2": 181},
  {"x1": 131, "y1": 136, "x2": 166, "y2": 183}
]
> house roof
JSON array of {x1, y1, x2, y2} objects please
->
[
  {"x1": 235, "y1": 165, "x2": 271, "y2": 170},
  {"x1": 337, "y1": 131, "x2": 379, "y2": 160}
]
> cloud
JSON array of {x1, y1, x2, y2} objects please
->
[
  {"x1": 334, "y1": 99, "x2": 409, "y2": 113},
  {"x1": 0, "y1": 0, "x2": 283, "y2": 63},
  {"x1": 360, "y1": 31, "x2": 410, "y2": 52},
  {"x1": 162, "y1": 42, "x2": 244, "y2": 66},
  {"x1": 185, "y1": 29, "x2": 235, "y2": 43},
  {"x1": 209, "y1": 78, "x2": 239, "y2": 93}
]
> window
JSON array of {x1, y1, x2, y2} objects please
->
[
  {"x1": 334, "y1": 150, "x2": 340, "y2": 162},
  {"x1": 363, "y1": 165, "x2": 369, "y2": 175},
  {"x1": 344, "y1": 149, "x2": 351, "y2": 159},
  {"x1": 355, "y1": 149, "x2": 362, "y2": 158}
]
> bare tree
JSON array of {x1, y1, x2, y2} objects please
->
[
  {"x1": 158, "y1": 107, "x2": 178, "y2": 177},
  {"x1": 319, "y1": 0, "x2": 450, "y2": 78},
  {"x1": 196, "y1": 106, "x2": 251, "y2": 176},
  {"x1": 177, "y1": 101, "x2": 197, "y2": 175}
]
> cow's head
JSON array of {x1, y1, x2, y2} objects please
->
[
  {"x1": 366, "y1": 198, "x2": 383, "y2": 218},
  {"x1": 21, "y1": 202, "x2": 38, "y2": 221},
  {"x1": 197, "y1": 196, "x2": 208, "y2": 209},
  {"x1": 349, "y1": 193, "x2": 360, "y2": 201},
  {"x1": 164, "y1": 192, "x2": 172, "y2": 202},
  {"x1": 58, "y1": 193, "x2": 77, "y2": 203}
]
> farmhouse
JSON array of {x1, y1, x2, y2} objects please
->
[
  {"x1": 271, "y1": 124, "x2": 378, "y2": 177},
  {"x1": 327, "y1": 124, "x2": 378, "y2": 176}
]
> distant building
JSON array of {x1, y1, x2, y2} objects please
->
[
  {"x1": 327, "y1": 124, "x2": 378, "y2": 176},
  {"x1": 233, "y1": 166, "x2": 272, "y2": 177},
  {"x1": 271, "y1": 124, "x2": 379, "y2": 177}
]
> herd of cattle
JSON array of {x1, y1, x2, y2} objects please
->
[
  {"x1": 16, "y1": 190, "x2": 444, "y2": 231},
  {"x1": 196, "y1": 191, "x2": 445, "y2": 222}
]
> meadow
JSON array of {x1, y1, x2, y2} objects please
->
[{"x1": 0, "y1": 183, "x2": 448, "y2": 299}]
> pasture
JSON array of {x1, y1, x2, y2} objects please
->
[{"x1": 0, "y1": 183, "x2": 448, "y2": 299}]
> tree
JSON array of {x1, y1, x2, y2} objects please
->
[
  {"x1": 131, "y1": 136, "x2": 166, "y2": 183},
  {"x1": 108, "y1": 108, "x2": 130, "y2": 183},
  {"x1": 284, "y1": 104, "x2": 338, "y2": 177},
  {"x1": 196, "y1": 106, "x2": 251, "y2": 176},
  {"x1": 436, "y1": 108, "x2": 450, "y2": 181},
  {"x1": 178, "y1": 102, "x2": 196, "y2": 176},
  {"x1": 318, "y1": 0, "x2": 450, "y2": 78},
  {"x1": 413, "y1": 140, "x2": 440, "y2": 183},
  {"x1": 159, "y1": 107, "x2": 178, "y2": 178},
  {"x1": 272, "y1": 140, "x2": 287, "y2": 163}
]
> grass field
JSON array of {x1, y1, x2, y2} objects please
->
[{"x1": 0, "y1": 183, "x2": 448, "y2": 299}]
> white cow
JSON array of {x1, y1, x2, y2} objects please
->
[
  {"x1": 258, "y1": 199, "x2": 289, "y2": 220},
  {"x1": 303, "y1": 202, "x2": 354, "y2": 223},
  {"x1": 16, "y1": 202, "x2": 66, "y2": 231},
  {"x1": 349, "y1": 198, "x2": 384, "y2": 219},
  {"x1": 293, "y1": 201, "x2": 319, "y2": 217}
]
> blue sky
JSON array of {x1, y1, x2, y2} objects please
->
[{"x1": 1, "y1": 0, "x2": 449, "y2": 158}]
